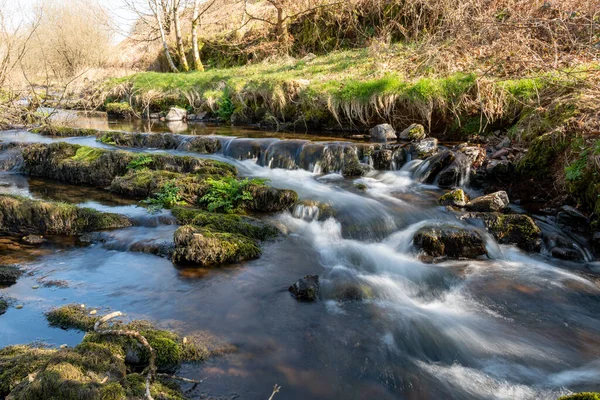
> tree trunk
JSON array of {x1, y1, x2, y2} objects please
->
[
  {"x1": 191, "y1": 0, "x2": 204, "y2": 71},
  {"x1": 173, "y1": 0, "x2": 189, "y2": 72},
  {"x1": 156, "y1": 0, "x2": 179, "y2": 73}
]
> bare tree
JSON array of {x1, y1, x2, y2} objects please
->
[
  {"x1": 149, "y1": 0, "x2": 179, "y2": 72},
  {"x1": 172, "y1": 0, "x2": 189, "y2": 71}
]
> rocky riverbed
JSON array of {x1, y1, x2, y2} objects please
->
[{"x1": 0, "y1": 118, "x2": 598, "y2": 399}]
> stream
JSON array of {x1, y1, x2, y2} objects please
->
[{"x1": 0, "y1": 115, "x2": 599, "y2": 399}]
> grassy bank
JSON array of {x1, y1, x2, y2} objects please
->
[{"x1": 104, "y1": 48, "x2": 599, "y2": 135}]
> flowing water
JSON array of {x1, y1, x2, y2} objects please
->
[{"x1": 0, "y1": 118, "x2": 599, "y2": 400}]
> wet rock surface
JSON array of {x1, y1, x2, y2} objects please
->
[
  {"x1": 557, "y1": 205, "x2": 590, "y2": 234},
  {"x1": 289, "y1": 275, "x2": 319, "y2": 301},
  {"x1": 398, "y1": 123, "x2": 426, "y2": 141},
  {"x1": 465, "y1": 191, "x2": 510, "y2": 212},
  {"x1": 439, "y1": 189, "x2": 468, "y2": 207},
  {"x1": 413, "y1": 226, "x2": 488, "y2": 260},
  {"x1": 461, "y1": 212, "x2": 542, "y2": 252},
  {"x1": 0, "y1": 265, "x2": 22, "y2": 286},
  {"x1": 369, "y1": 124, "x2": 397, "y2": 142}
]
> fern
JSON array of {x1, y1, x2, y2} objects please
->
[
  {"x1": 200, "y1": 177, "x2": 265, "y2": 214},
  {"x1": 142, "y1": 180, "x2": 185, "y2": 213},
  {"x1": 127, "y1": 154, "x2": 154, "y2": 170}
]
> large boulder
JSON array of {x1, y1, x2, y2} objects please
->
[
  {"x1": 165, "y1": 107, "x2": 187, "y2": 122},
  {"x1": 439, "y1": 189, "x2": 468, "y2": 207},
  {"x1": 461, "y1": 212, "x2": 542, "y2": 252},
  {"x1": 437, "y1": 152, "x2": 470, "y2": 188},
  {"x1": 557, "y1": 205, "x2": 589, "y2": 234},
  {"x1": 413, "y1": 226, "x2": 487, "y2": 260},
  {"x1": 289, "y1": 275, "x2": 319, "y2": 301},
  {"x1": 369, "y1": 124, "x2": 397, "y2": 142},
  {"x1": 398, "y1": 123, "x2": 426, "y2": 141},
  {"x1": 465, "y1": 191, "x2": 509, "y2": 212}
]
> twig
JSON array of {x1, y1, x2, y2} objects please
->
[
  {"x1": 93, "y1": 311, "x2": 156, "y2": 400},
  {"x1": 268, "y1": 384, "x2": 281, "y2": 400}
]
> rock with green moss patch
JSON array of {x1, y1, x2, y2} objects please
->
[
  {"x1": 399, "y1": 123, "x2": 426, "y2": 141},
  {"x1": 172, "y1": 225, "x2": 261, "y2": 266},
  {"x1": 172, "y1": 207, "x2": 278, "y2": 240},
  {"x1": 0, "y1": 195, "x2": 132, "y2": 236},
  {"x1": 413, "y1": 225, "x2": 488, "y2": 260},
  {"x1": 105, "y1": 102, "x2": 134, "y2": 119},
  {"x1": 412, "y1": 138, "x2": 439, "y2": 159},
  {"x1": 439, "y1": 189, "x2": 468, "y2": 207},
  {"x1": 31, "y1": 126, "x2": 98, "y2": 137},
  {"x1": 0, "y1": 265, "x2": 22, "y2": 286},
  {"x1": 461, "y1": 212, "x2": 542, "y2": 252},
  {"x1": 559, "y1": 393, "x2": 600, "y2": 400},
  {"x1": 46, "y1": 304, "x2": 99, "y2": 331}
]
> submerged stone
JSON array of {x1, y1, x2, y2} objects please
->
[
  {"x1": 413, "y1": 226, "x2": 487, "y2": 260},
  {"x1": 439, "y1": 189, "x2": 468, "y2": 207},
  {"x1": 22, "y1": 234, "x2": 45, "y2": 244},
  {"x1": 551, "y1": 247, "x2": 583, "y2": 261},
  {"x1": 289, "y1": 275, "x2": 319, "y2": 301},
  {"x1": 0, "y1": 195, "x2": 132, "y2": 236},
  {"x1": 172, "y1": 225, "x2": 261, "y2": 267},
  {"x1": 0, "y1": 265, "x2": 22, "y2": 286},
  {"x1": 557, "y1": 205, "x2": 589, "y2": 234},
  {"x1": 465, "y1": 191, "x2": 510, "y2": 212},
  {"x1": 0, "y1": 297, "x2": 8, "y2": 315}
]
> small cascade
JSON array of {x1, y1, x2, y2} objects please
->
[{"x1": 292, "y1": 202, "x2": 321, "y2": 221}]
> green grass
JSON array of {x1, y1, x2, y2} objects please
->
[{"x1": 70, "y1": 146, "x2": 105, "y2": 163}]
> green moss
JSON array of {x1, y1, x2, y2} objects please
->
[
  {"x1": 0, "y1": 195, "x2": 132, "y2": 236},
  {"x1": 439, "y1": 189, "x2": 467, "y2": 206},
  {"x1": 70, "y1": 146, "x2": 105, "y2": 163},
  {"x1": 516, "y1": 132, "x2": 569, "y2": 178},
  {"x1": 0, "y1": 345, "x2": 55, "y2": 396},
  {"x1": 32, "y1": 126, "x2": 98, "y2": 137},
  {"x1": 46, "y1": 304, "x2": 99, "y2": 331},
  {"x1": 105, "y1": 102, "x2": 134, "y2": 118},
  {"x1": 124, "y1": 373, "x2": 185, "y2": 400},
  {"x1": 172, "y1": 225, "x2": 261, "y2": 266},
  {"x1": 559, "y1": 393, "x2": 600, "y2": 400},
  {"x1": 172, "y1": 207, "x2": 278, "y2": 240}
]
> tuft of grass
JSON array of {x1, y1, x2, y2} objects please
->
[
  {"x1": 70, "y1": 146, "x2": 105, "y2": 163},
  {"x1": 127, "y1": 154, "x2": 154, "y2": 170}
]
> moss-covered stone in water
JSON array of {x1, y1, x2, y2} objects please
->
[
  {"x1": 172, "y1": 225, "x2": 261, "y2": 266},
  {"x1": 462, "y1": 212, "x2": 542, "y2": 252},
  {"x1": 413, "y1": 225, "x2": 488, "y2": 260},
  {"x1": 559, "y1": 393, "x2": 600, "y2": 400},
  {"x1": 105, "y1": 102, "x2": 134, "y2": 119},
  {"x1": 0, "y1": 345, "x2": 55, "y2": 396},
  {"x1": 46, "y1": 304, "x2": 99, "y2": 331},
  {"x1": 124, "y1": 373, "x2": 185, "y2": 400},
  {"x1": 70, "y1": 146, "x2": 105, "y2": 163},
  {"x1": 0, "y1": 195, "x2": 132, "y2": 236},
  {"x1": 0, "y1": 265, "x2": 22, "y2": 286},
  {"x1": 31, "y1": 126, "x2": 98, "y2": 137},
  {"x1": 439, "y1": 189, "x2": 468, "y2": 207},
  {"x1": 172, "y1": 207, "x2": 279, "y2": 240},
  {"x1": 243, "y1": 184, "x2": 298, "y2": 212}
]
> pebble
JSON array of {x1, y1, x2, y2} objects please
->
[
  {"x1": 80, "y1": 304, "x2": 86, "y2": 309},
  {"x1": 89, "y1": 310, "x2": 97, "y2": 315},
  {"x1": 60, "y1": 344, "x2": 68, "y2": 349},
  {"x1": 15, "y1": 305, "x2": 23, "y2": 309},
  {"x1": 31, "y1": 285, "x2": 39, "y2": 289}
]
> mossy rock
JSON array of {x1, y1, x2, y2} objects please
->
[
  {"x1": 172, "y1": 225, "x2": 261, "y2": 267},
  {"x1": 46, "y1": 304, "x2": 99, "y2": 331},
  {"x1": 31, "y1": 126, "x2": 98, "y2": 137},
  {"x1": 413, "y1": 225, "x2": 488, "y2": 260},
  {"x1": 463, "y1": 212, "x2": 542, "y2": 252},
  {"x1": 559, "y1": 393, "x2": 600, "y2": 400},
  {"x1": 243, "y1": 184, "x2": 298, "y2": 212},
  {"x1": 22, "y1": 142, "x2": 134, "y2": 187},
  {"x1": 0, "y1": 265, "x2": 22, "y2": 286},
  {"x1": 0, "y1": 345, "x2": 55, "y2": 396},
  {"x1": 105, "y1": 102, "x2": 134, "y2": 119},
  {"x1": 0, "y1": 195, "x2": 132, "y2": 236},
  {"x1": 97, "y1": 131, "x2": 221, "y2": 154},
  {"x1": 439, "y1": 189, "x2": 468, "y2": 207},
  {"x1": 172, "y1": 207, "x2": 278, "y2": 240}
]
